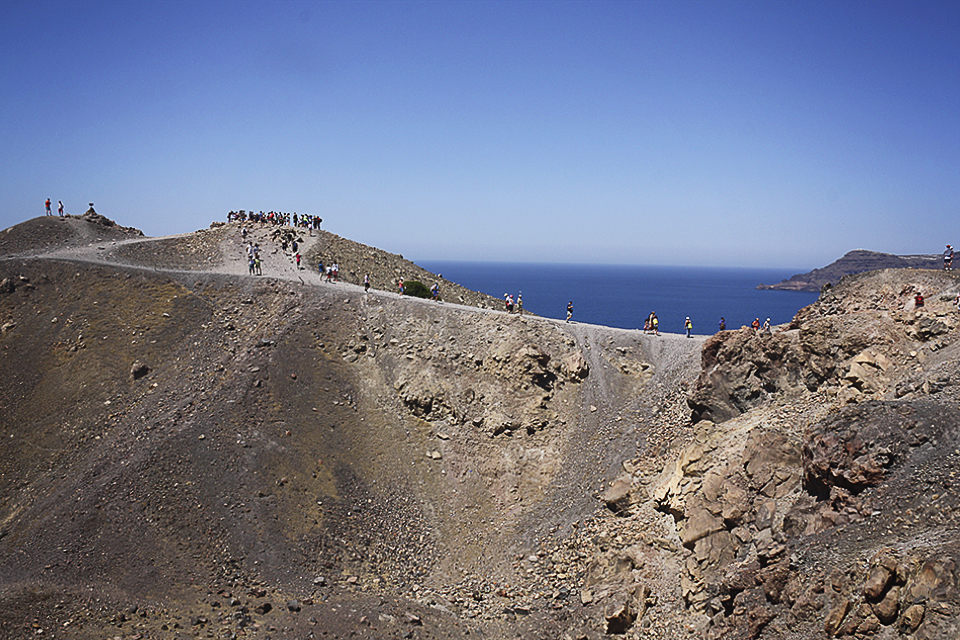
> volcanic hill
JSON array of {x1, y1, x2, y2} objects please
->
[{"x1": 0, "y1": 213, "x2": 958, "y2": 640}]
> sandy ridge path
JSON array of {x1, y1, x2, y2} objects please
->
[{"x1": 8, "y1": 221, "x2": 708, "y2": 379}]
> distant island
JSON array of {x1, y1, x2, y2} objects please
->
[{"x1": 757, "y1": 249, "x2": 941, "y2": 291}]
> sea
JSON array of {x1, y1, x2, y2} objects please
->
[{"x1": 417, "y1": 261, "x2": 821, "y2": 335}]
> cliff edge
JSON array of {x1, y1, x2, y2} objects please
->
[{"x1": 757, "y1": 249, "x2": 940, "y2": 291}]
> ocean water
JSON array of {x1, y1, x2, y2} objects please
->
[{"x1": 418, "y1": 261, "x2": 820, "y2": 335}]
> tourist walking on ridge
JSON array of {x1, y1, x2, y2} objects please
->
[
  {"x1": 57, "y1": 200, "x2": 64, "y2": 217},
  {"x1": 254, "y1": 256, "x2": 262, "y2": 275},
  {"x1": 566, "y1": 301, "x2": 574, "y2": 322},
  {"x1": 45, "y1": 198, "x2": 51, "y2": 216},
  {"x1": 517, "y1": 293, "x2": 523, "y2": 315},
  {"x1": 685, "y1": 317, "x2": 693, "y2": 337},
  {"x1": 651, "y1": 312, "x2": 659, "y2": 336},
  {"x1": 718, "y1": 317, "x2": 726, "y2": 332},
  {"x1": 762, "y1": 318, "x2": 771, "y2": 334},
  {"x1": 945, "y1": 245, "x2": 954, "y2": 271},
  {"x1": 364, "y1": 274, "x2": 370, "y2": 292},
  {"x1": 431, "y1": 282, "x2": 440, "y2": 300}
]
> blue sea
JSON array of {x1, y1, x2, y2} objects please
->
[{"x1": 418, "y1": 261, "x2": 820, "y2": 335}]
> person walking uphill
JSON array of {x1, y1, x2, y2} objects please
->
[{"x1": 685, "y1": 317, "x2": 693, "y2": 337}]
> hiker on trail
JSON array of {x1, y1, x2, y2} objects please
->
[
  {"x1": 364, "y1": 274, "x2": 370, "y2": 292},
  {"x1": 651, "y1": 312, "x2": 659, "y2": 336},
  {"x1": 517, "y1": 293, "x2": 523, "y2": 315},
  {"x1": 295, "y1": 253, "x2": 301, "y2": 270},
  {"x1": 945, "y1": 245, "x2": 954, "y2": 271},
  {"x1": 318, "y1": 260, "x2": 324, "y2": 276},
  {"x1": 248, "y1": 257, "x2": 255, "y2": 275},
  {"x1": 254, "y1": 257, "x2": 262, "y2": 275},
  {"x1": 241, "y1": 226, "x2": 248, "y2": 240},
  {"x1": 718, "y1": 317, "x2": 726, "y2": 331},
  {"x1": 915, "y1": 292, "x2": 924, "y2": 308},
  {"x1": 752, "y1": 318, "x2": 761, "y2": 331},
  {"x1": 505, "y1": 294, "x2": 514, "y2": 313},
  {"x1": 685, "y1": 317, "x2": 693, "y2": 337},
  {"x1": 431, "y1": 282, "x2": 440, "y2": 300},
  {"x1": 57, "y1": 201, "x2": 64, "y2": 217},
  {"x1": 762, "y1": 318, "x2": 771, "y2": 334},
  {"x1": 398, "y1": 277, "x2": 404, "y2": 296},
  {"x1": 333, "y1": 263, "x2": 339, "y2": 281},
  {"x1": 566, "y1": 301, "x2": 573, "y2": 323},
  {"x1": 45, "y1": 199, "x2": 51, "y2": 216}
]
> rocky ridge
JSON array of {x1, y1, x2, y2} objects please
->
[
  {"x1": 757, "y1": 250, "x2": 941, "y2": 292},
  {"x1": 0, "y1": 215, "x2": 958, "y2": 640}
]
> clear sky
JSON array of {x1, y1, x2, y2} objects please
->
[{"x1": 2, "y1": 0, "x2": 958, "y2": 269}]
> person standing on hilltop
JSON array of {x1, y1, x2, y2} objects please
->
[
  {"x1": 517, "y1": 293, "x2": 523, "y2": 315},
  {"x1": 566, "y1": 301, "x2": 574, "y2": 322},
  {"x1": 718, "y1": 317, "x2": 726, "y2": 331},
  {"x1": 57, "y1": 200, "x2": 64, "y2": 217},
  {"x1": 651, "y1": 312, "x2": 659, "y2": 336},
  {"x1": 45, "y1": 198, "x2": 51, "y2": 216},
  {"x1": 685, "y1": 317, "x2": 693, "y2": 337},
  {"x1": 945, "y1": 245, "x2": 954, "y2": 271}
]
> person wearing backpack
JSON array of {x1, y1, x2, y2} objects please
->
[{"x1": 685, "y1": 317, "x2": 693, "y2": 337}]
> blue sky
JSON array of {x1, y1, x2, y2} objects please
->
[{"x1": 2, "y1": 0, "x2": 958, "y2": 269}]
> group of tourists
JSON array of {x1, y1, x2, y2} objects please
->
[
  {"x1": 245, "y1": 242, "x2": 262, "y2": 276},
  {"x1": 319, "y1": 261, "x2": 340, "y2": 282},
  {"x1": 44, "y1": 198, "x2": 64, "y2": 216},
  {"x1": 643, "y1": 312, "x2": 660, "y2": 335},
  {"x1": 228, "y1": 210, "x2": 320, "y2": 229},
  {"x1": 503, "y1": 292, "x2": 522, "y2": 314}
]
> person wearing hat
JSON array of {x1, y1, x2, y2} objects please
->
[
  {"x1": 945, "y1": 244, "x2": 954, "y2": 271},
  {"x1": 684, "y1": 317, "x2": 693, "y2": 337}
]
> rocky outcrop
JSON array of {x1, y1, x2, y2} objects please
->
[
  {"x1": 757, "y1": 250, "x2": 940, "y2": 291},
  {"x1": 690, "y1": 268, "x2": 960, "y2": 424}
]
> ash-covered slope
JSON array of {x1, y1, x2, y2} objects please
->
[
  {"x1": 3, "y1": 214, "x2": 957, "y2": 640},
  {"x1": 0, "y1": 216, "x2": 702, "y2": 639}
]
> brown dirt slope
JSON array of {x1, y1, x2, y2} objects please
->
[
  {"x1": 0, "y1": 216, "x2": 702, "y2": 639},
  {"x1": 2, "y1": 214, "x2": 957, "y2": 640}
]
